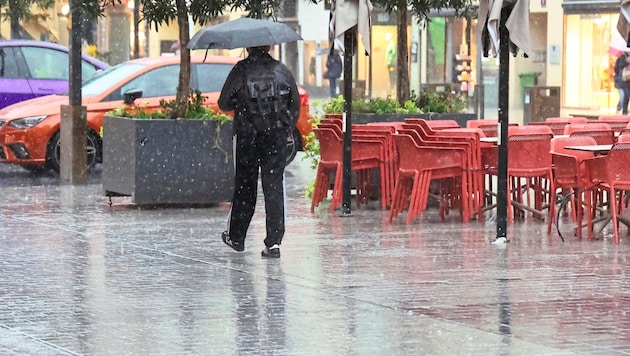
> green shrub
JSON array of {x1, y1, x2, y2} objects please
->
[
  {"x1": 413, "y1": 90, "x2": 468, "y2": 113},
  {"x1": 108, "y1": 90, "x2": 232, "y2": 123}
]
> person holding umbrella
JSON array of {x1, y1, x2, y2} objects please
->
[
  {"x1": 324, "y1": 48, "x2": 342, "y2": 98},
  {"x1": 614, "y1": 52, "x2": 630, "y2": 114},
  {"x1": 218, "y1": 45, "x2": 300, "y2": 258}
]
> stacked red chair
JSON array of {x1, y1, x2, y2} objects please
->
[
  {"x1": 311, "y1": 120, "x2": 394, "y2": 212},
  {"x1": 399, "y1": 120, "x2": 480, "y2": 221},
  {"x1": 389, "y1": 133, "x2": 468, "y2": 224}
]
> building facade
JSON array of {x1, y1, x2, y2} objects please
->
[{"x1": 2, "y1": 0, "x2": 625, "y2": 115}]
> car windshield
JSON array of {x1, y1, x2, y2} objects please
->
[{"x1": 81, "y1": 63, "x2": 145, "y2": 97}]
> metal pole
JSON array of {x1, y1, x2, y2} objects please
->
[
  {"x1": 341, "y1": 30, "x2": 354, "y2": 216},
  {"x1": 496, "y1": 7, "x2": 510, "y2": 240}
]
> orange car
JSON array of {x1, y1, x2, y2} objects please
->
[{"x1": 0, "y1": 55, "x2": 313, "y2": 173}]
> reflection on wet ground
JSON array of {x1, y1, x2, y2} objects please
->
[{"x1": 1, "y1": 157, "x2": 630, "y2": 355}]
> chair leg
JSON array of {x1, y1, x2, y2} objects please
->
[{"x1": 610, "y1": 188, "x2": 621, "y2": 244}]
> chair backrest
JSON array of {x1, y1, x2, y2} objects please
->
[
  {"x1": 313, "y1": 127, "x2": 343, "y2": 162},
  {"x1": 550, "y1": 136, "x2": 596, "y2": 187},
  {"x1": 550, "y1": 136, "x2": 597, "y2": 163},
  {"x1": 405, "y1": 118, "x2": 460, "y2": 133},
  {"x1": 507, "y1": 133, "x2": 553, "y2": 172},
  {"x1": 617, "y1": 133, "x2": 630, "y2": 143},
  {"x1": 466, "y1": 119, "x2": 498, "y2": 128},
  {"x1": 597, "y1": 115, "x2": 630, "y2": 122},
  {"x1": 564, "y1": 122, "x2": 611, "y2": 135},
  {"x1": 546, "y1": 116, "x2": 587, "y2": 124},
  {"x1": 594, "y1": 143, "x2": 630, "y2": 185},
  {"x1": 508, "y1": 125, "x2": 553, "y2": 136},
  {"x1": 393, "y1": 133, "x2": 463, "y2": 171},
  {"x1": 367, "y1": 121, "x2": 404, "y2": 131},
  {"x1": 527, "y1": 121, "x2": 567, "y2": 135},
  {"x1": 317, "y1": 122, "x2": 343, "y2": 140},
  {"x1": 467, "y1": 119, "x2": 499, "y2": 137},
  {"x1": 569, "y1": 129, "x2": 615, "y2": 145},
  {"x1": 598, "y1": 121, "x2": 628, "y2": 131}
]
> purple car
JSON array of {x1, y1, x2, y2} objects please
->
[{"x1": 0, "y1": 40, "x2": 109, "y2": 109}]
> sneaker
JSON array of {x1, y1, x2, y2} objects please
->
[
  {"x1": 222, "y1": 231, "x2": 244, "y2": 252},
  {"x1": 261, "y1": 244, "x2": 280, "y2": 258}
]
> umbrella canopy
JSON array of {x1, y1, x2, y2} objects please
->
[
  {"x1": 328, "y1": 0, "x2": 372, "y2": 55},
  {"x1": 187, "y1": 18, "x2": 302, "y2": 50},
  {"x1": 610, "y1": 35, "x2": 630, "y2": 57},
  {"x1": 479, "y1": 0, "x2": 530, "y2": 57}
]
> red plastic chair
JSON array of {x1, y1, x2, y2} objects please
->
[
  {"x1": 400, "y1": 122, "x2": 481, "y2": 220},
  {"x1": 546, "y1": 116, "x2": 587, "y2": 124},
  {"x1": 467, "y1": 119, "x2": 499, "y2": 138},
  {"x1": 548, "y1": 136, "x2": 597, "y2": 238},
  {"x1": 584, "y1": 143, "x2": 630, "y2": 243},
  {"x1": 508, "y1": 125, "x2": 553, "y2": 136},
  {"x1": 617, "y1": 134, "x2": 630, "y2": 143},
  {"x1": 311, "y1": 127, "x2": 389, "y2": 212},
  {"x1": 598, "y1": 121, "x2": 628, "y2": 132},
  {"x1": 352, "y1": 124, "x2": 398, "y2": 208},
  {"x1": 569, "y1": 129, "x2": 616, "y2": 145},
  {"x1": 405, "y1": 118, "x2": 460, "y2": 130},
  {"x1": 597, "y1": 115, "x2": 630, "y2": 122},
  {"x1": 311, "y1": 127, "x2": 343, "y2": 213},
  {"x1": 564, "y1": 122, "x2": 611, "y2": 135},
  {"x1": 528, "y1": 121, "x2": 567, "y2": 136},
  {"x1": 389, "y1": 133, "x2": 468, "y2": 224},
  {"x1": 502, "y1": 132, "x2": 555, "y2": 223}
]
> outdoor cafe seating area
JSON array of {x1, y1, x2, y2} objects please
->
[{"x1": 311, "y1": 114, "x2": 630, "y2": 243}]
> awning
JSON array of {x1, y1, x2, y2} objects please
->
[{"x1": 562, "y1": 0, "x2": 618, "y2": 14}]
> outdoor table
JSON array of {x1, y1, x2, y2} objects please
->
[
  {"x1": 564, "y1": 144, "x2": 612, "y2": 156},
  {"x1": 480, "y1": 137, "x2": 498, "y2": 144}
]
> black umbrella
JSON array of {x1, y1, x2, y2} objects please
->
[{"x1": 187, "y1": 17, "x2": 303, "y2": 50}]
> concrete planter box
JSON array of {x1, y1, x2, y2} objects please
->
[
  {"x1": 352, "y1": 113, "x2": 476, "y2": 127},
  {"x1": 102, "y1": 116, "x2": 234, "y2": 205}
]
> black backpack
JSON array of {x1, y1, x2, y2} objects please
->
[{"x1": 243, "y1": 64, "x2": 290, "y2": 132}]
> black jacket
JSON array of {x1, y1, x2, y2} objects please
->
[
  {"x1": 614, "y1": 53, "x2": 629, "y2": 89},
  {"x1": 218, "y1": 51, "x2": 300, "y2": 132}
]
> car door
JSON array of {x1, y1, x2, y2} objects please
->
[
  {"x1": 191, "y1": 62, "x2": 234, "y2": 112},
  {"x1": 89, "y1": 64, "x2": 181, "y2": 122},
  {"x1": 0, "y1": 46, "x2": 34, "y2": 109},
  {"x1": 20, "y1": 45, "x2": 70, "y2": 98}
]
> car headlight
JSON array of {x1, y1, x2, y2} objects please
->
[{"x1": 8, "y1": 116, "x2": 47, "y2": 129}]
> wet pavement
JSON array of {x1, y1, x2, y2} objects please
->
[{"x1": 1, "y1": 155, "x2": 630, "y2": 355}]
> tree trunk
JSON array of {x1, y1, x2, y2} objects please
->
[
  {"x1": 396, "y1": 7, "x2": 410, "y2": 104},
  {"x1": 174, "y1": 0, "x2": 191, "y2": 119}
]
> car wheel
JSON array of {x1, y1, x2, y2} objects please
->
[
  {"x1": 286, "y1": 129, "x2": 298, "y2": 165},
  {"x1": 20, "y1": 165, "x2": 50, "y2": 174},
  {"x1": 47, "y1": 130, "x2": 100, "y2": 174}
]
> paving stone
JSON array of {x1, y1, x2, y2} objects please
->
[{"x1": 0, "y1": 158, "x2": 629, "y2": 355}]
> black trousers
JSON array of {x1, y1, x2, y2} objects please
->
[{"x1": 227, "y1": 127, "x2": 287, "y2": 248}]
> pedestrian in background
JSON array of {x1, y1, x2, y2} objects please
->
[
  {"x1": 218, "y1": 45, "x2": 300, "y2": 258},
  {"x1": 325, "y1": 49, "x2": 342, "y2": 98},
  {"x1": 614, "y1": 52, "x2": 630, "y2": 114}
]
